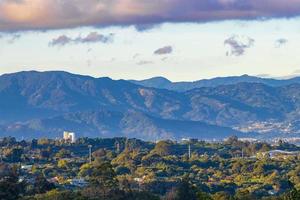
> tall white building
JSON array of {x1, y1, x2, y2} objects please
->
[{"x1": 63, "y1": 131, "x2": 76, "y2": 143}]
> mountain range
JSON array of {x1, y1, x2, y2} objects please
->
[
  {"x1": 1, "y1": 71, "x2": 300, "y2": 140},
  {"x1": 130, "y1": 75, "x2": 300, "y2": 91}
]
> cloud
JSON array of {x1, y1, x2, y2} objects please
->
[
  {"x1": 154, "y1": 46, "x2": 173, "y2": 55},
  {"x1": 87, "y1": 59, "x2": 92, "y2": 67},
  {"x1": 49, "y1": 35, "x2": 72, "y2": 46},
  {"x1": 276, "y1": 70, "x2": 300, "y2": 79},
  {"x1": 134, "y1": 24, "x2": 160, "y2": 32},
  {"x1": 133, "y1": 53, "x2": 140, "y2": 59},
  {"x1": 161, "y1": 57, "x2": 168, "y2": 61},
  {"x1": 7, "y1": 33, "x2": 21, "y2": 44},
  {"x1": 49, "y1": 32, "x2": 114, "y2": 46},
  {"x1": 283, "y1": 69, "x2": 300, "y2": 78},
  {"x1": 293, "y1": 69, "x2": 300, "y2": 74},
  {"x1": 256, "y1": 74, "x2": 273, "y2": 78},
  {"x1": 275, "y1": 38, "x2": 288, "y2": 48},
  {"x1": 2, "y1": 0, "x2": 300, "y2": 31},
  {"x1": 224, "y1": 35, "x2": 255, "y2": 56},
  {"x1": 0, "y1": 33, "x2": 21, "y2": 44},
  {"x1": 137, "y1": 60, "x2": 154, "y2": 65},
  {"x1": 74, "y1": 32, "x2": 114, "y2": 43}
]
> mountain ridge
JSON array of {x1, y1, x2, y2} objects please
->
[
  {"x1": 130, "y1": 74, "x2": 300, "y2": 91},
  {"x1": 1, "y1": 71, "x2": 300, "y2": 140}
]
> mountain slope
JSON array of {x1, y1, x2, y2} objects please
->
[
  {"x1": 130, "y1": 75, "x2": 300, "y2": 91},
  {"x1": 0, "y1": 71, "x2": 189, "y2": 122},
  {"x1": 1, "y1": 71, "x2": 300, "y2": 140},
  {"x1": 0, "y1": 109, "x2": 245, "y2": 140}
]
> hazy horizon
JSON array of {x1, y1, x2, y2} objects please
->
[{"x1": 1, "y1": 69, "x2": 300, "y2": 82}]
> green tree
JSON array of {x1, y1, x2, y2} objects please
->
[
  {"x1": 89, "y1": 162, "x2": 117, "y2": 188},
  {"x1": 151, "y1": 141, "x2": 173, "y2": 156},
  {"x1": 57, "y1": 159, "x2": 69, "y2": 169},
  {"x1": 34, "y1": 173, "x2": 55, "y2": 194},
  {"x1": 55, "y1": 149, "x2": 71, "y2": 158},
  {"x1": 0, "y1": 164, "x2": 24, "y2": 200},
  {"x1": 78, "y1": 163, "x2": 93, "y2": 177},
  {"x1": 282, "y1": 188, "x2": 300, "y2": 200},
  {"x1": 234, "y1": 190, "x2": 254, "y2": 200},
  {"x1": 4, "y1": 148, "x2": 23, "y2": 162},
  {"x1": 212, "y1": 192, "x2": 233, "y2": 200},
  {"x1": 174, "y1": 178, "x2": 199, "y2": 200},
  {"x1": 33, "y1": 189, "x2": 83, "y2": 200},
  {"x1": 84, "y1": 161, "x2": 118, "y2": 198}
]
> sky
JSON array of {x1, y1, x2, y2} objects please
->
[{"x1": 1, "y1": 0, "x2": 300, "y2": 81}]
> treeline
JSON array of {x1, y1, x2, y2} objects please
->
[
  {"x1": 1, "y1": 162, "x2": 300, "y2": 200},
  {"x1": 0, "y1": 136, "x2": 300, "y2": 199}
]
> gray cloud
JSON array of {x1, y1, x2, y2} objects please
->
[
  {"x1": 74, "y1": 32, "x2": 114, "y2": 44},
  {"x1": 135, "y1": 24, "x2": 160, "y2": 32},
  {"x1": 275, "y1": 38, "x2": 288, "y2": 48},
  {"x1": 224, "y1": 35, "x2": 255, "y2": 56},
  {"x1": 154, "y1": 46, "x2": 173, "y2": 55},
  {"x1": 49, "y1": 32, "x2": 114, "y2": 46},
  {"x1": 49, "y1": 35, "x2": 72, "y2": 46},
  {"x1": 2, "y1": 0, "x2": 300, "y2": 31}
]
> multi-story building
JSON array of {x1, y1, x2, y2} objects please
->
[{"x1": 63, "y1": 131, "x2": 76, "y2": 143}]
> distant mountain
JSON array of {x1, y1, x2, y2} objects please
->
[
  {"x1": 0, "y1": 109, "x2": 244, "y2": 141},
  {"x1": 1, "y1": 71, "x2": 300, "y2": 140},
  {"x1": 130, "y1": 77, "x2": 172, "y2": 89},
  {"x1": 130, "y1": 75, "x2": 300, "y2": 91}
]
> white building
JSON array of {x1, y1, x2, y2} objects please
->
[{"x1": 63, "y1": 131, "x2": 76, "y2": 143}]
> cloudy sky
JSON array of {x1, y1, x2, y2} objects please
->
[{"x1": 0, "y1": 0, "x2": 300, "y2": 81}]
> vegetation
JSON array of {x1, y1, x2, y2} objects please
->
[{"x1": 0, "y1": 136, "x2": 300, "y2": 199}]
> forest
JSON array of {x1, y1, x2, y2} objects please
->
[{"x1": 0, "y1": 136, "x2": 300, "y2": 200}]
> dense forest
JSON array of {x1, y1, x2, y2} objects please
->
[{"x1": 0, "y1": 136, "x2": 300, "y2": 200}]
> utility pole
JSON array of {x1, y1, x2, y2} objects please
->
[
  {"x1": 88, "y1": 145, "x2": 92, "y2": 164},
  {"x1": 117, "y1": 142, "x2": 120, "y2": 153},
  {"x1": 188, "y1": 144, "x2": 191, "y2": 159},
  {"x1": 242, "y1": 149, "x2": 244, "y2": 159},
  {"x1": 125, "y1": 138, "x2": 130, "y2": 151},
  {"x1": 115, "y1": 141, "x2": 120, "y2": 153}
]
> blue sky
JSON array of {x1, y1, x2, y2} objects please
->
[{"x1": 1, "y1": 1, "x2": 300, "y2": 81}]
